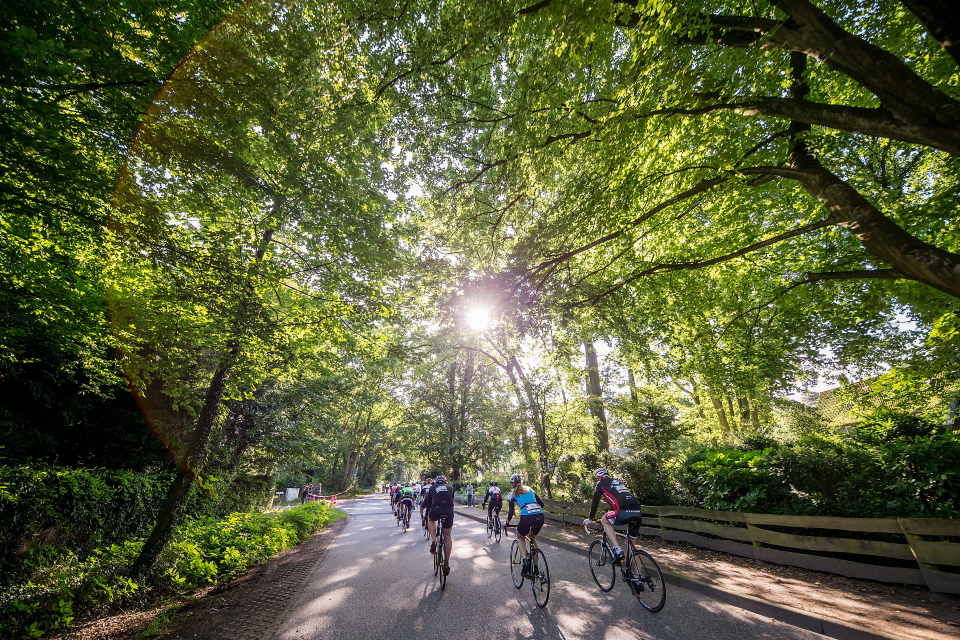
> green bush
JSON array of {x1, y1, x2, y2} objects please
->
[
  {"x1": 880, "y1": 433, "x2": 960, "y2": 518},
  {"x1": 164, "y1": 502, "x2": 343, "y2": 588},
  {"x1": 685, "y1": 448, "x2": 776, "y2": 512},
  {"x1": 0, "y1": 464, "x2": 223, "y2": 583},
  {"x1": 673, "y1": 410, "x2": 960, "y2": 518},
  {"x1": 1, "y1": 502, "x2": 344, "y2": 638}
]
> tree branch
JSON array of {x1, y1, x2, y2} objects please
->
[
  {"x1": 626, "y1": 0, "x2": 960, "y2": 151},
  {"x1": 898, "y1": 0, "x2": 960, "y2": 67},
  {"x1": 568, "y1": 218, "x2": 833, "y2": 306},
  {"x1": 803, "y1": 269, "x2": 915, "y2": 282}
]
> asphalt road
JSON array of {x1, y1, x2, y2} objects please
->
[{"x1": 271, "y1": 494, "x2": 827, "y2": 640}]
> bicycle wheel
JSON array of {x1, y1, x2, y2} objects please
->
[
  {"x1": 402, "y1": 509, "x2": 409, "y2": 531},
  {"x1": 434, "y1": 537, "x2": 441, "y2": 576},
  {"x1": 494, "y1": 517, "x2": 501, "y2": 543},
  {"x1": 438, "y1": 537, "x2": 447, "y2": 589},
  {"x1": 588, "y1": 540, "x2": 616, "y2": 592},
  {"x1": 487, "y1": 516, "x2": 493, "y2": 539},
  {"x1": 530, "y1": 548, "x2": 550, "y2": 607},
  {"x1": 628, "y1": 546, "x2": 666, "y2": 612},
  {"x1": 509, "y1": 540, "x2": 524, "y2": 588}
]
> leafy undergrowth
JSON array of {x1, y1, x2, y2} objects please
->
[{"x1": 2, "y1": 503, "x2": 345, "y2": 638}]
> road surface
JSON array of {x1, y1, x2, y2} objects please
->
[{"x1": 271, "y1": 493, "x2": 827, "y2": 640}]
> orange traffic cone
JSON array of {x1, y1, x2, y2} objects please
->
[{"x1": 332, "y1": 494, "x2": 337, "y2": 505}]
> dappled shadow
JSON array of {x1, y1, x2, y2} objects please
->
[{"x1": 268, "y1": 494, "x2": 825, "y2": 640}]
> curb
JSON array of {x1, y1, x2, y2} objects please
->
[{"x1": 454, "y1": 508, "x2": 907, "y2": 640}]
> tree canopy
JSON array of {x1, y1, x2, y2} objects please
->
[{"x1": 2, "y1": 0, "x2": 958, "y2": 572}]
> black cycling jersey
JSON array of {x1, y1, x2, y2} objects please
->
[
  {"x1": 482, "y1": 487, "x2": 502, "y2": 508},
  {"x1": 422, "y1": 482, "x2": 454, "y2": 512},
  {"x1": 588, "y1": 476, "x2": 641, "y2": 520}
]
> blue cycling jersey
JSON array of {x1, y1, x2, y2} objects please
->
[{"x1": 510, "y1": 490, "x2": 543, "y2": 516}]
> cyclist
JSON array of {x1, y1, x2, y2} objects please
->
[
  {"x1": 422, "y1": 474, "x2": 454, "y2": 575},
  {"x1": 391, "y1": 483, "x2": 402, "y2": 512},
  {"x1": 399, "y1": 482, "x2": 416, "y2": 524},
  {"x1": 583, "y1": 467, "x2": 643, "y2": 564},
  {"x1": 482, "y1": 480, "x2": 503, "y2": 525},
  {"x1": 505, "y1": 474, "x2": 545, "y2": 578},
  {"x1": 419, "y1": 477, "x2": 432, "y2": 519},
  {"x1": 412, "y1": 479, "x2": 422, "y2": 506}
]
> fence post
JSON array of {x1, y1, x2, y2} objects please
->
[
  {"x1": 743, "y1": 515, "x2": 767, "y2": 549},
  {"x1": 899, "y1": 518, "x2": 939, "y2": 593}
]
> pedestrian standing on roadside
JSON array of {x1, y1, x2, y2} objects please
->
[{"x1": 466, "y1": 482, "x2": 474, "y2": 507}]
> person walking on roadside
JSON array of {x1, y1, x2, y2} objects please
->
[{"x1": 465, "y1": 482, "x2": 474, "y2": 507}]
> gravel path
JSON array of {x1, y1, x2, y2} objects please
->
[{"x1": 270, "y1": 494, "x2": 826, "y2": 640}]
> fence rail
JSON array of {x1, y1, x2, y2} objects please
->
[{"x1": 531, "y1": 498, "x2": 960, "y2": 595}]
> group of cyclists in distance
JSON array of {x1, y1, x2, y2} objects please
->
[{"x1": 383, "y1": 467, "x2": 645, "y2": 582}]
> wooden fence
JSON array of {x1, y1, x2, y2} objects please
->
[{"x1": 537, "y1": 498, "x2": 960, "y2": 595}]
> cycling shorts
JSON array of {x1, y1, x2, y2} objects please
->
[
  {"x1": 604, "y1": 509, "x2": 643, "y2": 536},
  {"x1": 401, "y1": 497, "x2": 414, "y2": 507},
  {"x1": 429, "y1": 506, "x2": 454, "y2": 529},
  {"x1": 516, "y1": 513, "x2": 544, "y2": 537}
]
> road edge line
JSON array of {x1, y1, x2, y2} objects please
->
[{"x1": 454, "y1": 508, "x2": 906, "y2": 640}]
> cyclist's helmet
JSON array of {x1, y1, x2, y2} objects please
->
[
  {"x1": 404, "y1": 482, "x2": 411, "y2": 487},
  {"x1": 489, "y1": 481, "x2": 496, "y2": 486},
  {"x1": 509, "y1": 473, "x2": 522, "y2": 485},
  {"x1": 593, "y1": 467, "x2": 609, "y2": 479},
  {"x1": 435, "y1": 475, "x2": 447, "y2": 483}
]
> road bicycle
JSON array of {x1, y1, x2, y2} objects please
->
[
  {"x1": 584, "y1": 520, "x2": 665, "y2": 612},
  {"x1": 505, "y1": 524, "x2": 550, "y2": 607},
  {"x1": 432, "y1": 519, "x2": 448, "y2": 589},
  {"x1": 486, "y1": 510, "x2": 502, "y2": 543},
  {"x1": 422, "y1": 511, "x2": 430, "y2": 538},
  {"x1": 400, "y1": 502, "x2": 411, "y2": 531}
]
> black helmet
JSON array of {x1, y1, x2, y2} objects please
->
[
  {"x1": 435, "y1": 475, "x2": 447, "y2": 483},
  {"x1": 509, "y1": 473, "x2": 522, "y2": 485},
  {"x1": 489, "y1": 481, "x2": 496, "y2": 486}
]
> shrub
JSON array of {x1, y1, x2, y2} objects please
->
[
  {"x1": 163, "y1": 502, "x2": 342, "y2": 588},
  {"x1": 1, "y1": 502, "x2": 344, "y2": 638},
  {"x1": 880, "y1": 433, "x2": 960, "y2": 518},
  {"x1": 685, "y1": 448, "x2": 777, "y2": 512},
  {"x1": 0, "y1": 464, "x2": 223, "y2": 584}
]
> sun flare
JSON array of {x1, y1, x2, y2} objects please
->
[{"x1": 466, "y1": 308, "x2": 491, "y2": 331}]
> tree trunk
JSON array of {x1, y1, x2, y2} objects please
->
[
  {"x1": 584, "y1": 341, "x2": 609, "y2": 454},
  {"x1": 512, "y1": 355, "x2": 552, "y2": 498},
  {"x1": 711, "y1": 396, "x2": 731, "y2": 438},
  {"x1": 738, "y1": 394, "x2": 751, "y2": 425},
  {"x1": 692, "y1": 380, "x2": 706, "y2": 419},
  {"x1": 133, "y1": 362, "x2": 230, "y2": 575}
]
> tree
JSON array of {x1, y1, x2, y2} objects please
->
[
  {"x1": 368, "y1": 0, "x2": 959, "y2": 381},
  {"x1": 107, "y1": 0, "x2": 404, "y2": 572},
  {"x1": 0, "y1": 0, "x2": 242, "y2": 468}
]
